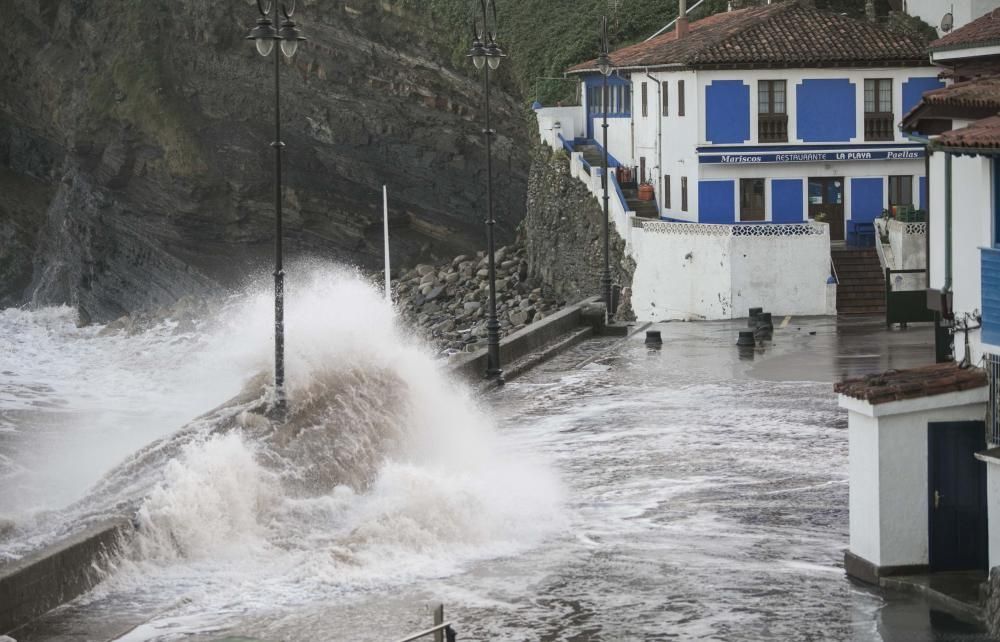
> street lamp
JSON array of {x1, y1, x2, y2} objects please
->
[
  {"x1": 245, "y1": 0, "x2": 306, "y2": 412},
  {"x1": 468, "y1": 0, "x2": 506, "y2": 381},
  {"x1": 597, "y1": 16, "x2": 614, "y2": 313}
]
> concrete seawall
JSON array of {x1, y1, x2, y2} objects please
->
[
  {"x1": 0, "y1": 519, "x2": 131, "y2": 635},
  {"x1": 0, "y1": 297, "x2": 618, "y2": 636}
]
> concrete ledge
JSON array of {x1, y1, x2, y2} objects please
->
[
  {"x1": 449, "y1": 296, "x2": 606, "y2": 381},
  {"x1": 844, "y1": 550, "x2": 929, "y2": 586},
  {"x1": 1, "y1": 518, "x2": 132, "y2": 635}
]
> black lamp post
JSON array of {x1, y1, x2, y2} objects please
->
[
  {"x1": 597, "y1": 17, "x2": 614, "y2": 313},
  {"x1": 245, "y1": 0, "x2": 306, "y2": 412},
  {"x1": 468, "y1": 0, "x2": 506, "y2": 381}
]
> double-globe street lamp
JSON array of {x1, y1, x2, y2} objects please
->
[
  {"x1": 468, "y1": 0, "x2": 506, "y2": 380},
  {"x1": 597, "y1": 17, "x2": 614, "y2": 313},
  {"x1": 245, "y1": 0, "x2": 305, "y2": 412}
]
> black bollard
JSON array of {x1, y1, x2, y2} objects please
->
[
  {"x1": 645, "y1": 330, "x2": 663, "y2": 346},
  {"x1": 755, "y1": 312, "x2": 773, "y2": 329},
  {"x1": 748, "y1": 307, "x2": 763, "y2": 327},
  {"x1": 737, "y1": 331, "x2": 756, "y2": 347}
]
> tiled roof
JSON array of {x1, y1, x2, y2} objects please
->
[
  {"x1": 917, "y1": 76, "x2": 1000, "y2": 109},
  {"x1": 935, "y1": 114, "x2": 1000, "y2": 149},
  {"x1": 930, "y1": 8, "x2": 1000, "y2": 52},
  {"x1": 835, "y1": 363, "x2": 987, "y2": 405},
  {"x1": 569, "y1": 0, "x2": 929, "y2": 74}
]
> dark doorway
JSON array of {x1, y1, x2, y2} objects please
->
[
  {"x1": 740, "y1": 178, "x2": 766, "y2": 222},
  {"x1": 808, "y1": 177, "x2": 845, "y2": 241},
  {"x1": 928, "y1": 421, "x2": 988, "y2": 572}
]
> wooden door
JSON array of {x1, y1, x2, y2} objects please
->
[
  {"x1": 808, "y1": 178, "x2": 845, "y2": 240},
  {"x1": 928, "y1": 421, "x2": 988, "y2": 572},
  {"x1": 740, "y1": 179, "x2": 766, "y2": 222}
]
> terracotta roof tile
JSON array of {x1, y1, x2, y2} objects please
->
[
  {"x1": 835, "y1": 362, "x2": 988, "y2": 405},
  {"x1": 918, "y1": 75, "x2": 1000, "y2": 109},
  {"x1": 935, "y1": 114, "x2": 1000, "y2": 149},
  {"x1": 930, "y1": 8, "x2": 1000, "y2": 52},
  {"x1": 569, "y1": 1, "x2": 929, "y2": 74}
]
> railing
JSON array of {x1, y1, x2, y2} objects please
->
[
  {"x1": 987, "y1": 353, "x2": 1000, "y2": 446},
  {"x1": 864, "y1": 113, "x2": 894, "y2": 141},
  {"x1": 396, "y1": 605, "x2": 457, "y2": 642},
  {"x1": 758, "y1": 114, "x2": 788, "y2": 143},
  {"x1": 557, "y1": 133, "x2": 574, "y2": 155},
  {"x1": 641, "y1": 221, "x2": 827, "y2": 237}
]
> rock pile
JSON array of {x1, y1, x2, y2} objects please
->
[{"x1": 393, "y1": 241, "x2": 566, "y2": 355}]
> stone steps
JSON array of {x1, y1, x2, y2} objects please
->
[{"x1": 833, "y1": 248, "x2": 885, "y2": 316}]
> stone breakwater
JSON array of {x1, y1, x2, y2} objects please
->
[{"x1": 393, "y1": 241, "x2": 566, "y2": 355}]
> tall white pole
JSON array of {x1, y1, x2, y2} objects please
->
[{"x1": 383, "y1": 185, "x2": 391, "y2": 305}]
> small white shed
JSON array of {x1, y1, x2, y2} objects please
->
[{"x1": 837, "y1": 363, "x2": 989, "y2": 583}]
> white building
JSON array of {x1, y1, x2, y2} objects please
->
[
  {"x1": 563, "y1": 0, "x2": 939, "y2": 241},
  {"x1": 902, "y1": 0, "x2": 1000, "y2": 35},
  {"x1": 841, "y1": 7, "x2": 1000, "y2": 595},
  {"x1": 535, "y1": 0, "x2": 940, "y2": 320}
]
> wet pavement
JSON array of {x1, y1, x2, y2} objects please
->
[{"x1": 11, "y1": 314, "x2": 998, "y2": 641}]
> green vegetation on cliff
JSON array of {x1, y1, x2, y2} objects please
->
[{"x1": 404, "y1": 0, "x2": 932, "y2": 105}]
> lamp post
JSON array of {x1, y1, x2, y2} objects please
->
[
  {"x1": 597, "y1": 17, "x2": 614, "y2": 313},
  {"x1": 468, "y1": 0, "x2": 506, "y2": 381},
  {"x1": 245, "y1": 0, "x2": 306, "y2": 412}
]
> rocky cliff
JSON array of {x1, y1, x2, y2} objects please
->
[
  {"x1": 0, "y1": 0, "x2": 528, "y2": 319},
  {"x1": 522, "y1": 143, "x2": 634, "y2": 313}
]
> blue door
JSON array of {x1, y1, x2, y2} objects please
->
[{"x1": 928, "y1": 421, "x2": 988, "y2": 572}]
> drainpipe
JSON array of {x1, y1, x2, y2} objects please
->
[
  {"x1": 944, "y1": 152, "x2": 953, "y2": 293},
  {"x1": 646, "y1": 69, "x2": 662, "y2": 214}
]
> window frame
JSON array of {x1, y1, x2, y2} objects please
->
[
  {"x1": 681, "y1": 176, "x2": 688, "y2": 212},
  {"x1": 888, "y1": 175, "x2": 914, "y2": 209},
  {"x1": 864, "y1": 78, "x2": 894, "y2": 142},
  {"x1": 678, "y1": 80, "x2": 686, "y2": 117},
  {"x1": 661, "y1": 81, "x2": 669, "y2": 117},
  {"x1": 663, "y1": 174, "x2": 671, "y2": 209},
  {"x1": 641, "y1": 82, "x2": 648, "y2": 118}
]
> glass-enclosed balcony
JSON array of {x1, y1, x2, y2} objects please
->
[{"x1": 983, "y1": 247, "x2": 1000, "y2": 347}]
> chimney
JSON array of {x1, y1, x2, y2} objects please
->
[{"x1": 677, "y1": 0, "x2": 689, "y2": 38}]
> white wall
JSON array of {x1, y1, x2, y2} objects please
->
[
  {"x1": 989, "y1": 462, "x2": 1000, "y2": 568},
  {"x1": 843, "y1": 392, "x2": 988, "y2": 569},
  {"x1": 887, "y1": 220, "x2": 928, "y2": 291},
  {"x1": 850, "y1": 412, "x2": 881, "y2": 565},
  {"x1": 535, "y1": 106, "x2": 585, "y2": 148},
  {"x1": 906, "y1": 0, "x2": 1000, "y2": 34},
  {"x1": 630, "y1": 221, "x2": 831, "y2": 320},
  {"x1": 927, "y1": 152, "x2": 993, "y2": 364}
]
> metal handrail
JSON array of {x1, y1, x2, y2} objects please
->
[{"x1": 396, "y1": 622, "x2": 456, "y2": 642}]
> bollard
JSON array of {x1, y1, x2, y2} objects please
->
[
  {"x1": 737, "y1": 331, "x2": 756, "y2": 347},
  {"x1": 645, "y1": 330, "x2": 663, "y2": 346},
  {"x1": 748, "y1": 307, "x2": 763, "y2": 327},
  {"x1": 755, "y1": 312, "x2": 773, "y2": 329}
]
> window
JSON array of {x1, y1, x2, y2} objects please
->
[
  {"x1": 681, "y1": 176, "x2": 688, "y2": 212},
  {"x1": 757, "y1": 80, "x2": 787, "y2": 143},
  {"x1": 740, "y1": 179, "x2": 766, "y2": 222},
  {"x1": 641, "y1": 82, "x2": 648, "y2": 117},
  {"x1": 889, "y1": 175, "x2": 913, "y2": 208},
  {"x1": 662, "y1": 81, "x2": 669, "y2": 117},
  {"x1": 865, "y1": 78, "x2": 894, "y2": 141},
  {"x1": 663, "y1": 175, "x2": 671, "y2": 209},
  {"x1": 640, "y1": 157, "x2": 647, "y2": 184},
  {"x1": 678, "y1": 80, "x2": 686, "y2": 116}
]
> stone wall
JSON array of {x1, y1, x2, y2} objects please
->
[{"x1": 522, "y1": 143, "x2": 635, "y2": 318}]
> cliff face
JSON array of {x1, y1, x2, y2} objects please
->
[
  {"x1": 522, "y1": 143, "x2": 634, "y2": 309},
  {"x1": 0, "y1": 0, "x2": 528, "y2": 319}
]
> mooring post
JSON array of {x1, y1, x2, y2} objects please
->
[{"x1": 433, "y1": 604, "x2": 445, "y2": 642}]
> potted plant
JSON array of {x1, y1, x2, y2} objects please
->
[{"x1": 638, "y1": 181, "x2": 655, "y2": 202}]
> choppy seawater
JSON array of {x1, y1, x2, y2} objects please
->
[{"x1": 0, "y1": 271, "x2": 991, "y2": 640}]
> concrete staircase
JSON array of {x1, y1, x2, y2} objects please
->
[
  {"x1": 622, "y1": 187, "x2": 660, "y2": 219},
  {"x1": 576, "y1": 141, "x2": 659, "y2": 219},
  {"x1": 832, "y1": 248, "x2": 886, "y2": 316}
]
